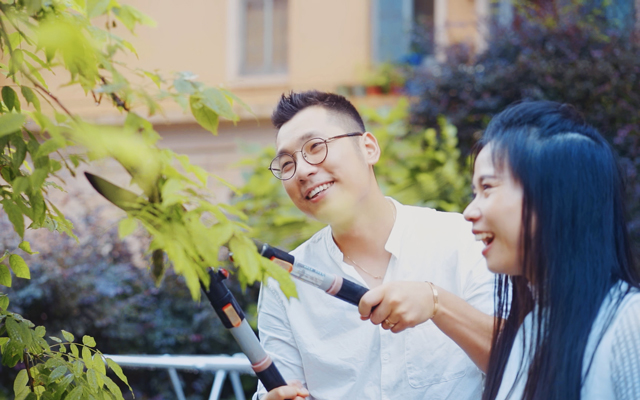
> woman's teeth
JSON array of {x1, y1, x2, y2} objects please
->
[
  {"x1": 308, "y1": 182, "x2": 333, "y2": 199},
  {"x1": 475, "y1": 232, "x2": 494, "y2": 245}
]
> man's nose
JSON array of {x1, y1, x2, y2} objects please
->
[{"x1": 294, "y1": 153, "x2": 319, "y2": 180}]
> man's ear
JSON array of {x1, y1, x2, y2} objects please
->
[{"x1": 361, "y1": 132, "x2": 381, "y2": 166}]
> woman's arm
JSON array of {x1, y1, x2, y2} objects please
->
[{"x1": 359, "y1": 281, "x2": 495, "y2": 372}]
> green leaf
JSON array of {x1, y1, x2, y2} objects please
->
[
  {"x1": 201, "y1": 87, "x2": 237, "y2": 121},
  {"x1": 261, "y1": 257, "x2": 297, "y2": 299},
  {"x1": 219, "y1": 87, "x2": 253, "y2": 114},
  {"x1": 9, "y1": 32, "x2": 23, "y2": 49},
  {"x1": 21, "y1": 87, "x2": 41, "y2": 112},
  {"x1": 49, "y1": 336, "x2": 62, "y2": 343},
  {"x1": 3, "y1": 199, "x2": 25, "y2": 238},
  {"x1": 8, "y1": 50, "x2": 24, "y2": 78},
  {"x1": 13, "y1": 369, "x2": 29, "y2": 395},
  {"x1": 93, "y1": 354, "x2": 106, "y2": 375},
  {"x1": 2, "y1": 86, "x2": 20, "y2": 112},
  {"x1": 72, "y1": 0, "x2": 87, "y2": 13},
  {"x1": 82, "y1": 335, "x2": 97, "y2": 347},
  {"x1": 106, "y1": 358, "x2": 128, "y2": 385},
  {"x1": 87, "y1": 369, "x2": 101, "y2": 390},
  {"x1": 6, "y1": 318, "x2": 24, "y2": 345},
  {"x1": 73, "y1": 360, "x2": 83, "y2": 376},
  {"x1": 173, "y1": 78, "x2": 195, "y2": 94},
  {"x1": 12, "y1": 177, "x2": 30, "y2": 194},
  {"x1": 48, "y1": 365, "x2": 67, "y2": 382},
  {"x1": 25, "y1": 0, "x2": 44, "y2": 15},
  {"x1": 9, "y1": 254, "x2": 30, "y2": 279},
  {"x1": 65, "y1": 386, "x2": 83, "y2": 400},
  {"x1": 35, "y1": 325, "x2": 45, "y2": 337},
  {"x1": 229, "y1": 235, "x2": 261, "y2": 284},
  {"x1": 190, "y1": 95, "x2": 219, "y2": 134},
  {"x1": 103, "y1": 375, "x2": 123, "y2": 398},
  {"x1": 19, "y1": 241, "x2": 38, "y2": 255},
  {"x1": 34, "y1": 138, "x2": 62, "y2": 159},
  {"x1": 61, "y1": 330, "x2": 75, "y2": 343},
  {"x1": 70, "y1": 343, "x2": 79, "y2": 357},
  {"x1": 0, "y1": 113, "x2": 26, "y2": 137},
  {"x1": 54, "y1": 374, "x2": 74, "y2": 398},
  {"x1": 87, "y1": 0, "x2": 111, "y2": 17},
  {"x1": 117, "y1": 217, "x2": 137, "y2": 239},
  {"x1": 112, "y1": 4, "x2": 156, "y2": 32},
  {"x1": 0, "y1": 294, "x2": 9, "y2": 310},
  {"x1": 82, "y1": 345, "x2": 93, "y2": 369},
  {"x1": 143, "y1": 70, "x2": 162, "y2": 88},
  {"x1": 0, "y1": 264, "x2": 12, "y2": 287}
]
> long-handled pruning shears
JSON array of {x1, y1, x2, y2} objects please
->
[{"x1": 85, "y1": 172, "x2": 374, "y2": 394}]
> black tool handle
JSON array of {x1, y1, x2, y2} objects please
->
[
  {"x1": 256, "y1": 363, "x2": 288, "y2": 392},
  {"x1": 334, "y1": 278, "x2": 370, "y2": 306}
]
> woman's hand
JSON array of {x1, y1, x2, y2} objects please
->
[
  {"x1": 359, "y1": 281, "x2": 436, "y2": 333},
  {"x1": 262, "y1": 380, "x2": 309, "y2": 400}
]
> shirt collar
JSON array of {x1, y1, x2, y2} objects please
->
[{"x1": 322, "y1": 197, "x2": 405, "y2": 263}]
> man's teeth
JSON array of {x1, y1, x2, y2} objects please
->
[
  {"x1": 475, "y1": 232, "x2": 494, "y2": 245},
  {"x1": 308, "y1": 183, "x2": 332, "y2": 199}
]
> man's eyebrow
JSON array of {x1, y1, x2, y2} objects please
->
[{"x1": 276, "y1": 131, "x2": 320, "y2": 156}]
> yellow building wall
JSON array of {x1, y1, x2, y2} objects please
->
[{"x1": 3, "y1": 0, "x2": 483, "y2": 124}]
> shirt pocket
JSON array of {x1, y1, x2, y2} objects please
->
[{"x1": 404, "y1": 322, "x2": 467, "y2": 388}]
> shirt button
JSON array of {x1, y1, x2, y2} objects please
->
[{"x1": 382, "y1": 353, "x2": 389, "y2": 362}]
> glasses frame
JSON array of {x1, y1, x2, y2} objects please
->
[{"x1": 269, "y1": 132, "x2": 364, "y2": 180}]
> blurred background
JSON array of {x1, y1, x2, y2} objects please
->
[{"x1": 2, "y1": 0, "x2": 640, "y2": 398}]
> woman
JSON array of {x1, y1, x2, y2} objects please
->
[{"x1": 462, "y1": 101, "x2": 640, "y2": 399}]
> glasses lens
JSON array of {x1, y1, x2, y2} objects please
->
[
  {"x1": 271, "y1": 154, "x2": 296, "y2": 180},
  {"x1": 303, "y1": 139, "x2": 328, "y2": 165}
]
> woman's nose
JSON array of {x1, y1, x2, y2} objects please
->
[{"x1": 463, "y1": 201, "x2": 481, "y2": 222}]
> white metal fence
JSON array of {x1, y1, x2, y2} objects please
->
[{"x1": 104, "y1": 353, "x2": 254, "y2": 400}]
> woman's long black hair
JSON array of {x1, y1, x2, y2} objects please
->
[{"x1": 479, "y1": 101, "x2": 640, "y2": 400}]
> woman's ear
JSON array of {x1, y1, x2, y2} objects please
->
[{"x1": 361, "y1": 132, "x2": 381, "y2": 165}]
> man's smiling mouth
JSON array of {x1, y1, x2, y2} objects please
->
[{"x1": 306, "y1": 182, "x2": 334, "y2": 199}]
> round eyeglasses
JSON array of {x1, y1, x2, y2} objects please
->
[{"x1": 269, "y1": 132, "x2": 364, "y2": 180}]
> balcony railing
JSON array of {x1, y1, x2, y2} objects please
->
[{"x1": 104, "y1": 353, "x2": 254, "y2": 400}]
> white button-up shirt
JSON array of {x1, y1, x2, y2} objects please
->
[{"x1": 254, "y1": 200, "x2": 495, "y2": 400}]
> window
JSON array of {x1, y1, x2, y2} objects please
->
[
  {"x1": 372, "y1": 0, "x2": 435, "y2": 64},
  {"x1": 240, "y1": 0, "x2": 288, "y2": 76}
]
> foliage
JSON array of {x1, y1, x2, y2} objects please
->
[
  {"x1": 409, "y1": 0, "x2": 640, "y2": 252},
  {"x1": 1, "y1": 308, "x2": 131, "y2": 399},
  {"x1": 363, "y1": 62, "x2": 406, "y2": 93},
  {"x1": 235, "y1": 98, "x2": 471, "y2": 250},
  {"x1": 0, "y1": 209, "x2": 259, "y2": 399},
  {"x1": 0, "y1": 0, "x2": 291, "y2": 397}
]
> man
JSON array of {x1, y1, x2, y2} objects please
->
[{"x1": 255, "y1": 91, "x2": 496, "y2": 400}]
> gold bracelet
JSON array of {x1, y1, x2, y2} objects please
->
[{"x1": 426, "y1": 281, "x2": 439, "y2": 319}]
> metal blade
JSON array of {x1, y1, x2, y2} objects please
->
[{"x1": 85, "y1": 172, "x2": 143, "y2": 212}]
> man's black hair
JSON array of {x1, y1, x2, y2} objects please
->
[{"x1": 271, "y1": 90, "x2": 366, "y2": 132}]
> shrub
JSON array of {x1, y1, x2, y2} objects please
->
[
  {"x1": 0, "y1": 205, "x2": 259, "y2": 399},
  {"x1": 409, "y1": 1, "x2": 640, "y2": 253}
]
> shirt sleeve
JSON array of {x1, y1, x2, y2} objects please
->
[
  {"x1": 610, "y1": 297, "x2": 640, "y2": 400},
  {"x1": 253, "y1": 280, "x2": 307, "y2": 400}
]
